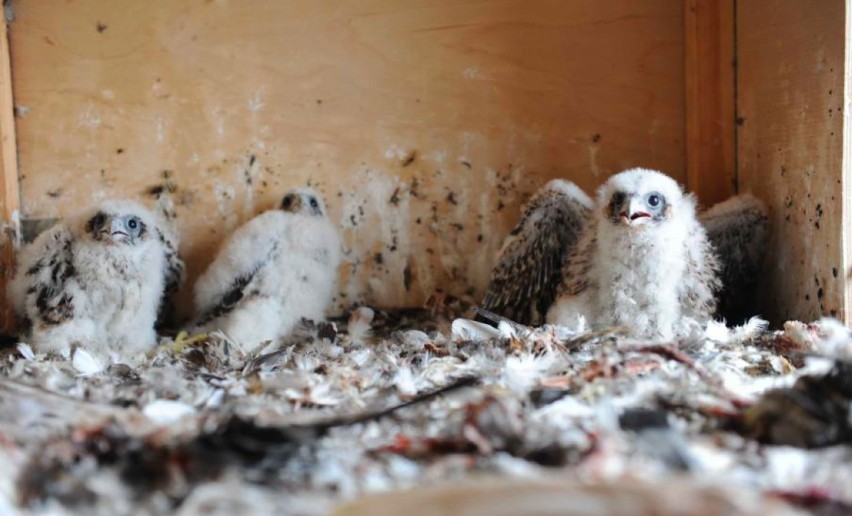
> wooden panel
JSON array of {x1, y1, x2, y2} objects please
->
[
  {"x1": 737, "y1": 0, "x2": 849, "y2": 323},
  {"x1": 845, "y1": 1, "x2": 852, "y2": 322},
  {"x1": 0, "y1": 13, "x2": 20, "y2": 331},
  {"x1": 9, "y1": 0, "x2": 686, "y2": 316},
  {"x1": 684, "y1": 0, "x2": 736, "y2": 205}
]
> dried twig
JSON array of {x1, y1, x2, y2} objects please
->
[
  {"x1": 619, "y1": 342, "x2": 721, "y2": 386},
  {"x1": 619, "y1": 341, "x2": 750, "y2": 408}
]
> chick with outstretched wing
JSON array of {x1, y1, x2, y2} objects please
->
[
  {"x1": 547, "y1": 169, "x2": 721, "y2": 339},
  {"x1": 481, "y1": 180, "x2": 592, "y2": 326}
]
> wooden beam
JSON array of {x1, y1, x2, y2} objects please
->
[
  {"x1": 685, "y1": 0, "x2": 736, "y2": 206},
  {"x1": 0, "y1": 12, "x2": 19, "y2": 332}
]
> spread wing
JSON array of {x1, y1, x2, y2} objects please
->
[
  {"x1": 193, "y1": 212, "x2": 283, "y2": 326},
  {"x1": 155, "y1": 226, "x2": 186, "y2": 329},
  {"x1": 699, "y1": 194, "x2": 768, "y2": 323},
  {"x1": 8, "y1": 225, "x2": 77, "y2": 329},
  {"x1": 481, "y1": 179, "x2": 592, "y2": 325},
  {"x1": 544, "y1": 223, "x2": 597, "y2": 326}
]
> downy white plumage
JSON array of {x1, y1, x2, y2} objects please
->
[
  {"x1": 192, "y1": 188, "x2": 341, "y2": 351},
  {"x1": 547, "y1": 168, "x2": 721, "y2": 339},
  {"x1": 8, "y1": 199, "x2": 184, "y2": 356}
]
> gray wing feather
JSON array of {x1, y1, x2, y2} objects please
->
[
  {"x1": 155, "y1": 227, "x2": 186, "y2": 329},
  {"x1": 196, "y1": 260, "x2": 266, "y2": 325},
  {"x1": 193, "y1": 212, "x2": 286, "y2": 326},
  {"x1": 482, "y1": 180, "x2": 592, "y2": 325},
  {"x1": 11, "y1": 226, "x2": 77, "y2": 329},
  {"x1": 699, "y1": 194, "x2": 768, "y2": 323}
]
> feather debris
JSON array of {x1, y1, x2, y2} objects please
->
[{"x1": 0, "y1": 308, "x2": 851, "y2": 514}]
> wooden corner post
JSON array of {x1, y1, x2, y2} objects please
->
[
  {"x1": 0, "y1": 10, "x2": 20, "y2": 331},
  {"x1": 685, "y1": 0, "x2": 736, "y2": 206}
]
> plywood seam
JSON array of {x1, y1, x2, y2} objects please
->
[
  {"x1": 0, "y1": 11, "x2": 19, "y2": 330},
  {"x1": 684, "y1": 0, "x2": 736, "y2": 205}
]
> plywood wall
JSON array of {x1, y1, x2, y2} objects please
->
[
  {"x1": 737, "y1": 0, "x2": 850, "y2": 323},
  {"x1": 8, "y1": 0, "x2": 686, "y2": 316}
]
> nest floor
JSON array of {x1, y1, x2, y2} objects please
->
[{"x1": 1, "y1": 303, "x2": 852, "y2": 515}]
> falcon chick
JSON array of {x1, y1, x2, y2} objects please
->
[
  {"x1": 8, "y1": 199, "x2": 185, "y2": 356},
  {"x1": 192, "y1": 187, "x2": 341, "y2": 351},
  {"x1": 481, "y1": 179, "x2": 592, "y2": 326},
  {"x1": 546, "y1": 168, "x2": 721, "y2": 339},
  {"x1": 482, "y1": 168, "x2": 736, "y2": 339}
]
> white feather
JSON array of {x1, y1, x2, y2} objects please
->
[
  {"x1": 16, "y1": 343, "x2": 34, "y2": 361},
  {"x1": 502, "y1": 354, "x2": 553, "y2": 394},
  {"x1": 393, "y1": 367, "x2": 417, "y2": 396},
  {"x1": 451, "y1": 318, "x2": 501, "y2": 341},
  {"x1": 72, "y1": 347, "x2": 105, "y2": 376},
  {"x1": 347, "y1": 306, "x2": 374, "y2": 346},
  {"x1": 812, "y1": 317, "x2": 852, "y2": 359},
  {"x1": 143, "y1": 399, "x2": 195, "y2": 426}
]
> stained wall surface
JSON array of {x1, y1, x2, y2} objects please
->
[
  {"x1": 737, "y1": 0, "x2": 850, "y2": 323},
  {"x1": 8, "y1": 0, "x2": 686, "y2": 315}
]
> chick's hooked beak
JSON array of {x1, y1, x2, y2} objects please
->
[
  {"x1": 103, "y1": 217, "x2": 129, "y2": 242},
  {"x1": 281, "y1": 195, "x2": 303, "y2": 213},
  {"x1": 618, "y1": 197, "x2": 652, "y2": 226}
]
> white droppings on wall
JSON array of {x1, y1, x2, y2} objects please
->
[
  {"x1": 248, "y1": 91, "x2": 265, "y2": 113},
  {"x1": 78, "y1": 104, "x2": 101, "y2": 130},
  {"x1": 429, "y1": 150, "x2": 448, "y2": 164},
  {"x1": 337, "y1": 167, "x2": 412, "y2": 309},
  {"x1": 212, "y1": 181, "x2": 238, "y2": 231},
  {"x1": 156, "y1": 117, "x2": 166, "y2": 143},
  {"x1": 383, "y1": 146, "x2": 410, "y2": 161},
  {"x1": 210, "y1": 106, "x2": 226, "y2": 137},
  {"x1": 90, "y1": 190, "x2": 107, "y2": 202},
  {"x1": 589, "y1": 145, "x2": 600, "y2": 177}
]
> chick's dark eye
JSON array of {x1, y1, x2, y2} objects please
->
[
  {"x1": 93, "y1": 213, "x2": 106, "y2": 226},
  {"x1": 612, "y1": 192, "x2": 625, "y2": 205},
  {"x1": 310, "y1": 198, "x2": 319, "y2": 208},
  {"x1": 647, "y1": 194, "x2": 661, "y2": 208},
  {"x1": 282, "y1": 197, "x2": 292, "y2": 208},
  {"x1": 127, "y1": 218, "x2": 138, "y2": 230}
]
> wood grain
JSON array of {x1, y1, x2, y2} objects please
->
[
  {"x1": 684, "y1": 0, "x2": 736, "y2": 205},
  {"x1": 845, "y1": 2, "x2": 852, "y2": 322},
  {"x1": 737, "y1": 0, "x2": 848, "y2": 323},
  {"x1": 9, "y1": 0, "x2": 686, "y2": 316},
  {"x1": 0, "y1": 13, "x2": 20, "y2": 331}
]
